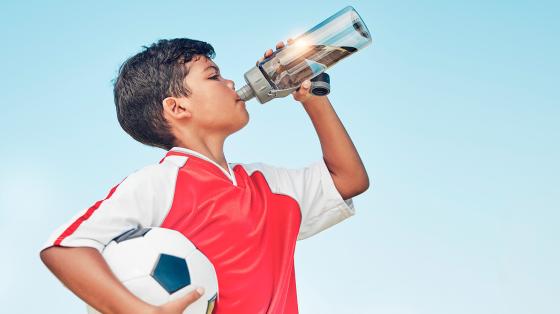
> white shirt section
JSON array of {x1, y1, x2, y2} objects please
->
[
  {"x1": 238, "y1": 160, "x2": 355, "y2": 240},
  {"x1": 170, "y1": 147, "x2": 237, "y2": 186},
  {"x1": 41, "y1": 157, "x2": 185, "y2": 253}
]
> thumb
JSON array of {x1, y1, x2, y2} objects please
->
[
  {"x1": 292, "y1": 80, "x2": 313, "y2": 102},
  {"x1": 163, "y1": 287, "x2": 204, "y2": 312},
  {"x1": 295, "y1": 80, "x2": 311, "y2": 94}
]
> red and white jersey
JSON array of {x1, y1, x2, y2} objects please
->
[{"x1": 43, "y1": 147, "x2": 355, "y2": 314}]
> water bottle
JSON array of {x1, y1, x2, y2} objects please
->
[{"x1": 236, "y1": 6, "x2": 373, "y2": 104}]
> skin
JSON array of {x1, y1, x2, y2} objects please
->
[
  {"x1": 161, "y1": 54, "x2": 248, "y2": 175},
  {"x1": 40, "y1": 40, "x2": 369, "y2": 314}
]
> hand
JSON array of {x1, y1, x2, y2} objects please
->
[
  {"x1": 151, "y1": 287, "x2": 204, "y2": 314},
  {"x1": 255, "y1": 38, "x2": 293, "y2": 65},
  {"x1": 257, "y1": 39, "x2": 315, "y2": 104}
]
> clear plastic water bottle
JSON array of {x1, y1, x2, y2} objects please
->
[{"x1": 236, "y1": 6, "x2": 373, "y2": 104}]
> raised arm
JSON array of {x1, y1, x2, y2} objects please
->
[
  {"x1": 260, "y1": 40, "x2": 370, "y2": 199},
  {"x1": 296, "y1": 93, "x2": 370, "y2": 200}
]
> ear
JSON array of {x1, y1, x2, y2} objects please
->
[{"x1": 162, "y1": 97, "x2": 192, "y2": 120}]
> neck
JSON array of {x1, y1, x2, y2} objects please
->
[{"x1": 174, "y1": 131, "x2": 229, "y2": 173}]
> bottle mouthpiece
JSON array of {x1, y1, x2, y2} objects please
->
[{"x1": 236, "y1": 85, "x2": 255, "y2": 102}]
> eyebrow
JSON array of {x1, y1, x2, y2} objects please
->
[{"x1": 204, "y1": 65, "x2": 220, "y2": 74}]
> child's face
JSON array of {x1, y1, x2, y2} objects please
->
[{"x1": 180, "y1": 55, "x2": 249, "y2": 135}]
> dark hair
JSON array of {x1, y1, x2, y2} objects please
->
[{"x1": 113, "y1": 38, "x2": 215, "y2": 150}]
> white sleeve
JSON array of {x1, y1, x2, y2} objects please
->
[
  {"x1": 240, "y1": 160, "x2": 356, "y2": 240},
  {"x1": 40, "y1": 163, "x2": 178, "y2": 253}
]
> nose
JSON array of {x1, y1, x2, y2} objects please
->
[{"x1": 226, "y1": 79, "x2": 235, "y2": 90}]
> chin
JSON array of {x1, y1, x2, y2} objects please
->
[
  {"x1": 228, "y1": 115, "x2": 249, "y2": 134},
  {"x1": 238, "y1": 117, "x2": 250, "y2": 131},
  {"x1": 239, "y1": 114, "x2": 250, "y2": 130}
]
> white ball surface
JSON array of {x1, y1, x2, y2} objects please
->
[{"x1": 86, "y1": 227, "x2": 218, "y2": 314}]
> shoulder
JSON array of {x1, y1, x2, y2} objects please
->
[
  {"x1": 230, "y1": 161, "x2": 278, "y2": 176},
  {"x1": 230, "y1": 161, "x2": 321, "y2": 192},
  {"x1": 119, "y1": 156, "x2": 186, "y2": 191},
  {"x1": 231, "y1": 160, "x2": 324, "y2": 175}
]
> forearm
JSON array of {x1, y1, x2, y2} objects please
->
[
  {"x1": 301, "y1": 96, "x2": 369, "y2": 199},
  {"x1": 40, "y1": 246, "x2": 154, "y2": 314}
]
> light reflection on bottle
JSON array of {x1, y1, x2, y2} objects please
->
[{"x1": 259, "y1": 45, "x2": 356, "y2": 90}]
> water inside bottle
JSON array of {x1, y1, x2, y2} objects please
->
[{"x1": 259, "y1": 45, "x2": 357, "y2": 91}]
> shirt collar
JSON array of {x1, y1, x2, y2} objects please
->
[{"x1": 166, "y1": 147, "x2": 237, "y2": 186}]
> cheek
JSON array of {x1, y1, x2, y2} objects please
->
[
  {"x1": 196, "y1": 101, "x2": 234, "y2": 127},
  {"x1": 202, "y1": 85, "x2": 231, "y2": 105},
  {"x1": 191, "y1": 84, "x2": 239, "y2": 126}
]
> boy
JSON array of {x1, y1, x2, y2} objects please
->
[{"x1": 40, "y1": 38, "x2": 369, "y2": 314}]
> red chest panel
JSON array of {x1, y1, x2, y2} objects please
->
[{"x1": 160, "y1": 156, "x2": 302, "y2": 313}]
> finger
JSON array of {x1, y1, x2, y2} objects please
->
[
  {"x1": 293, "y1": 80, "x2": 313, "y2": 102},
  {"x1": 264, "y1": 48, "x2": 273, "y2": 57},
  {"x1": 257, "y1": 47, "x2": 278, "y2": 65},
  {"x1": 287, "y1": 38, "x2": 294, "y2": 45},
  {"x1": 300, "y1": 80, "x2": 311, "y2": 91},
  {"x1": 170, "y1": 287, "x2": 204, "y2": 310},
  {"x1": 276, "y1": 41, "x2": 285, "y2": 50},
  {"x1": 257, "y1": 50, "x2": 269, "y2": 65}
]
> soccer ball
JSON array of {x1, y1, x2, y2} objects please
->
[{"x1": 86, "y1": 227, "x2": 218, "y2": 314}]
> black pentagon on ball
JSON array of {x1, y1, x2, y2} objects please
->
[{"x1": 151, "y1": 253, "x2": 191, "y2": 294}]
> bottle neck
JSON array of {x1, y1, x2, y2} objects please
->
[{"x1": 236, "y1": 84, "x2": 255, "y2": 102}]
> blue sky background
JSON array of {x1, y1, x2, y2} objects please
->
[{"x1": 1, "y1": 1, "x2": 558, "y2": 313}]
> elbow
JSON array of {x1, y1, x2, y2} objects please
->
[
  {"x1": 331, "y1": 168, "x2": 371, "y2": 199},
  {"x1": 39, "y1": 247, "x2": 52, "y2": 267},
  {"x1": 354, "y1": 169, "x2": 371, "y2": 194},
  {"x1": 39, "y1": 246, "x2": 60, "y2": 269},
  {"x1": 339, "y1": 176, "x2": 371, "y2": 199},
  {"x1": 362, "y1": 177, "x2": 371, "y2": 193},
  {"x1": 355, "y1": 175, "x2": 371, "y2": 195},
  {"x1": 356, "y1": 170, "x2": 372, "y2": 195}
]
